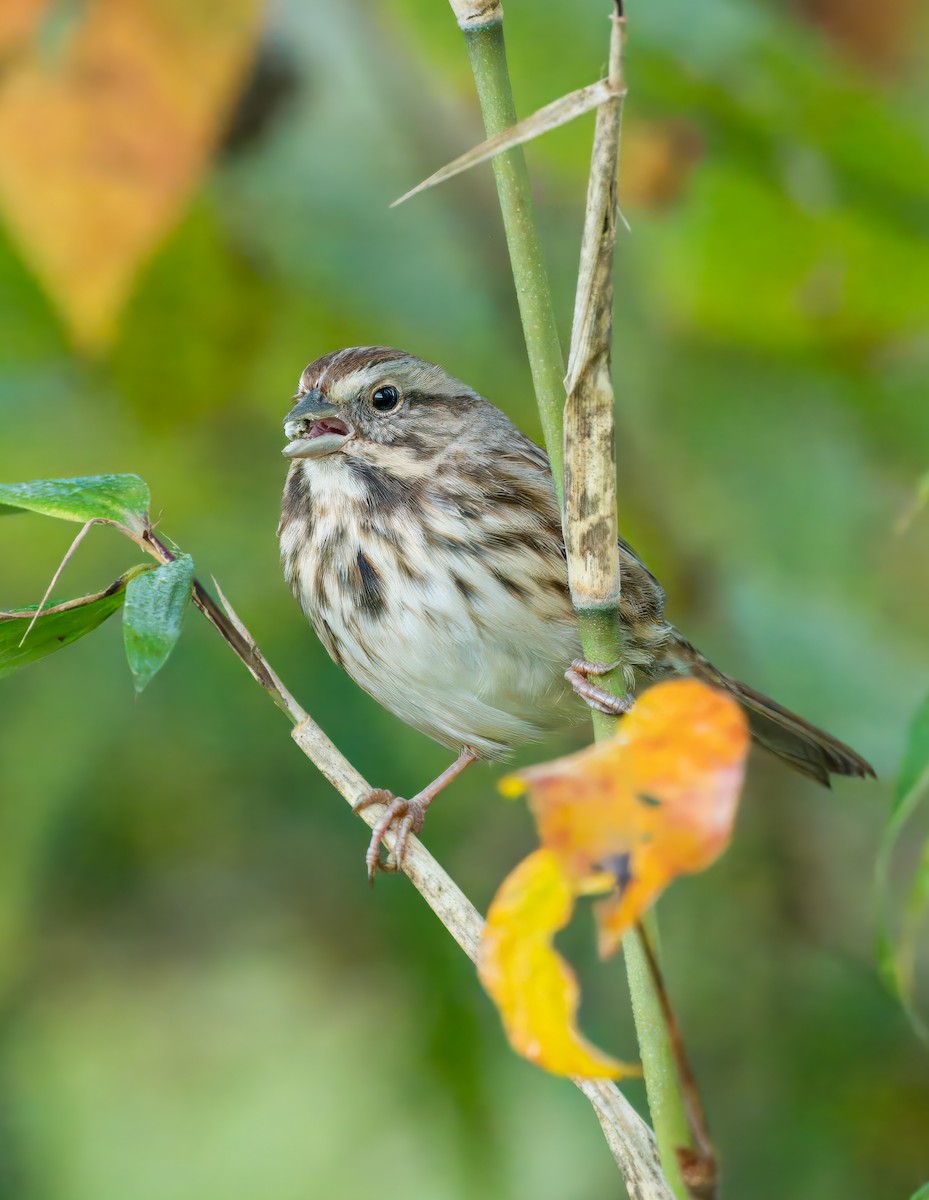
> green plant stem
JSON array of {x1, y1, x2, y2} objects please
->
[
  {"x1": 463, "y1": 22, "x2": 567, "y2": 497},
  {"x1": 573, "y1": 612, "x2": 690, "y2": 1199},
  {"x1": 625, "y1": 921, "x2": 692, "y2": 1196},
  {"x1": 461, "y1": 15, "x2": 692, "y2": 1198}
]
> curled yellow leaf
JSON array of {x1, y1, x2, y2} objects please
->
[{"x1": 477, "y1": 848, "x2": 635, "y2": 1080}]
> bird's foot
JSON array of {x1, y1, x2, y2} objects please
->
[
  {"x1": 352, "y1": 748, "x2": 478, "y2": 882},
  {"x1": 352, "y1": 790, "x2": 429, "y2": 882},
  {"x1": 566, "y1": 658, "x2": 635, "y2": 717}
]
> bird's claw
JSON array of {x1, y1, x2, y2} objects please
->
[
  {"x1": 352, "y1": 789, "x2": 427, "y2": 883},
  {"x1": 566, "y1": 658, "x2": 634, "y2": 717}
]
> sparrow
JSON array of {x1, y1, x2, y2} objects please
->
[{"x1": 278, "y1": 346, "x2": 874, "y2": 876}]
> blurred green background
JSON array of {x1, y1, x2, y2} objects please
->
[{"x1": 2, "y1": 0, "x2": 928, "y2": 1196}]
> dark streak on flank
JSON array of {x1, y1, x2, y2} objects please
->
[
  {"x1": 431, "y1": 534, "x2": 476, "y2": 557},
  {"x1": 543, "y1": 575, "x2": 570, "y2": 599},
  {"x1": 319, "y1": 618, "x2": 345, "y2": 669},
  {"x1": 483, "y1": 480, "x2": 543, "y2": 511},
  {"x1": 453, "y1": 574, "x2": 478, "y2": 604},
  {"x1": 312, "y1": 571, "x2": 329, "y2": 613},
  {"x1": 356, "y1": 550, "x2": 384, "y2": 616},
  {"x1": 279, "y1": 467, "x2": 313, "y2": 532},
  {"x1": 362, "y1": 520, "x2": 402, "y2": 551},
  {"x1": 398, "y1": 558, "x2": 426, "y2": 584},
  {"x1": 435, "y1": 492, "x2": 482, "y2": 520},
  {"x1": 282, "y1": 542, "x2": 302, "y2": 583},
  {"x1": 492, "y1": 569, "x2": 529, "y2": 601}
]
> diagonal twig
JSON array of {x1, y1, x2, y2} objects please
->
[
  {"x1": 121, "y1": 520, "x2": 671, "y2": 1199},
  {"x1": 393, "y1": 77, "x2": 619, "y2": 208},
  {"x1": 18, "y1": 519, "x2": 98, "y2": 646},
  {"x1": 636, "y1": 922, "x2": 717, "y2": 1197}
]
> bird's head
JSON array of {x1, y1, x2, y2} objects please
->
[{"x1": 282, "y1": 346, "x2": 494, "y2": 466}]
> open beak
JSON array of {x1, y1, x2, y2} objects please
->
[{"x1": 282, "y1": 389, "x2": 354, "y2": 459}]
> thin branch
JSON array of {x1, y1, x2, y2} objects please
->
[
  {"x1": 0, "y1": 574, "x2": 126, "y2": 620},
  {"x1": 137, "y1": 528, "x2": 300, "y2": 721},
  {"x1": 392, "y1": 77, "x2": 618, "y2": 208},
  {"x1": 18, "y1": 519, "x2": 98, "y2": 646},
  {"x1": 122, "y1": 520, "x2": 671, "y2": 1198},
  {"x1": 636, "y1": 922, "x2": 717, "y2": 1197}
]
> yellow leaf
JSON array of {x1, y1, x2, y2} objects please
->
[
  {"x1": 478, "y1": 848, "x2": 636, "y2": 1079},
  {"x1": 0, "y1": 0, "x2": 263, "y2": 350},
  {"x1": 510, "y1": 680, "x2": 749, "y2": 957}
]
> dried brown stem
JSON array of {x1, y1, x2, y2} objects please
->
[
  {"x1": 561, "y1": 11, "x2": 697, "y2": 1197},
  {"x1": 563, "y1": 9, "x2": 625, "y2": 615},
  {"x1": 636, "y1": 922, "x2": 718, "y2": 1198}
]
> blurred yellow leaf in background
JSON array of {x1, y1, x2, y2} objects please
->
[{"x1": 0, "y1": 0, "x2": 262, "y2": 351}]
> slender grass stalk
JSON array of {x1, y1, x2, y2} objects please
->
[
  {"x1": 456, "y1": 7, "x2": 694, "y2": 1195},
  {"x1": 462, "y1": 22, "x2": 567, "y2": 496},
  {"x1": 625, "y1": 923, "x2": 693, "y2": 1195}
]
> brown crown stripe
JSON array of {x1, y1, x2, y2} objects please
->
[{"x1": 299, "y1": 346, "x2": 412, "y2": 392}]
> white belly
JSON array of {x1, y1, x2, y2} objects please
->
[{"x1": 281, "y1": 459, "x2": 582, "y2": 757}]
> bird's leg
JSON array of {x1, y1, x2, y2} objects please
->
[
  {"x1": 353, "y1": 748, "x2": 478, "y2": 882},
  {"x1": 566, "y1": 658, "x2": 635, "y2": 717}
]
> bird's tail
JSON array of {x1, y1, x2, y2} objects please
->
[{"x1": 668, "y1": 634, "x2": 875, "y2": 786}]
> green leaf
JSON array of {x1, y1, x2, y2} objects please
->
[
  {"x1": 0, "y1": 567, "x2": 150, "y2": 679},
  {"x1": 910, "y1": 1185, "x2": 929, "y2": 1200},
  {"x1": 122, "y1": 555, "x2": 194, "y2": 693},
  {"x1": 876, "y1": 690, "x2": 929, "y2": 1040},
  {"x1": 0, "y1": 475, "x2": 150, "y2": 532}
]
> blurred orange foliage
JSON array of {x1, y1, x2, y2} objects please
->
[{"x1": 0, "y1": 0, "x2": 262, "y2": 350}]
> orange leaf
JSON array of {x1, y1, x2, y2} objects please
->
[
  {"x1": 503, "y1": 680, "x2": 749, "y2": 957},
  {"x1": 0, "y1": 0, "x2": 263, "y2": 350},
  {"x1": 477, "y1": 849, "x2": 635, "y2": 1079}
]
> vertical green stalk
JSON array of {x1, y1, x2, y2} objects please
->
[
  {"x1": 463, "y1": 23, "x2": 567, "y2": 497},
  {"x1": 461, "y1": 15, "x2": 692, "y2": 1198},
  {"x1": 624, "y1": 922, "x2": 692, "y2": 1194}
]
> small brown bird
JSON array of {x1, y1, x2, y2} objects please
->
[{"x1": 278, "y1": 346, "x2": 873, "y2": 876}]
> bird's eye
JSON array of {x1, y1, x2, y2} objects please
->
[{"x1": 371, "y1": 385, "x2": 402, "y2": 413}]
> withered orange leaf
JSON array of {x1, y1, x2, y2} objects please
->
[
  {"x1": 477, "y1": 849, "x2": 635, "y2": 1079},
  {"x1": 503, "y1": 680, "x2": 749, "y2": 958},
  {"x1": 0, "y1": 0, "x2": 263, "y2": 350}
]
